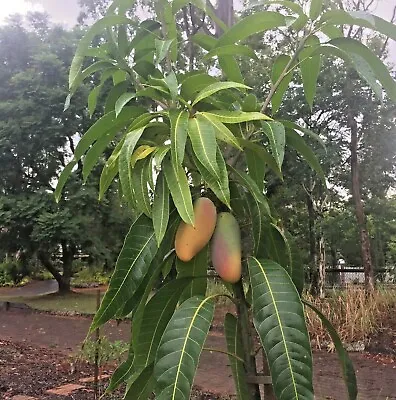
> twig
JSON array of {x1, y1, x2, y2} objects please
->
[{"x1": 203, "y1": 347, "x2": 245, "y2": 363}]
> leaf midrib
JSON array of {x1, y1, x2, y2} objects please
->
[{"x1": 253, "y1": 257, "x2": 299, "y2": 399}]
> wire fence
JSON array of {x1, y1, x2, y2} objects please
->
[{"x1": 325, "y1": 267, "x2": 395, "y2": 288}]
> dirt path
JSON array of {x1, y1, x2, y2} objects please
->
[{"x1": 1, "y1": 308, "x2": 395, "y2": 399}]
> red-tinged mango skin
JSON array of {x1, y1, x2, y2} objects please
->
[
  {"x1": 175, "y1": 197, "x2": 217, "y2": 262},
  {"x1": 211, "y1": 212, "x2": 242, "y2": 283}
]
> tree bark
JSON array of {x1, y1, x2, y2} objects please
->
[
  {"x1": 348, "y1": 112, "x2": 375, "y2": 293},
  {"x1": 307, "y1": 191, "x2": 318, "y2": 295},
  {"x1": 318, "y1": 231, "x2": 326, "y2": 298},
  {"x1": 215, "y1": 0, "x2": 234, "y2": 37},
  {"x1": 37, "y1": 245, "x2": 74, "y2": 294}
]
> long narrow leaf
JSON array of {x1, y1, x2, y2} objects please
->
[
  {"x1": 90, "y1": 215, "x2": 158, "y2": 332},
  {"x1": 163, "y1": 159, "x2": 194, "y2": 225},
  {"x1": 176, "y1": 246, "x2": 208, "y2": 303},
  {"x1": 119, "y1": 127, "x2": 146, "y2": 207},
  {"x1": 262, "y1": 121, "x2": 286, "y2": 170},
  {"x1": 192, "y1": 81, "x2": 250, "y2": 106},
  {"x1": 224, "y1": 313, "x2": 250, "y2": 400},
  {"x1": 154, "y1": 296, "x2": 215, "y2": 400},
  {"x1": 303, "y1": 301, "x2": 357, "y2": 400},
  {"x1": 248, "y1": 258, "x2": 314, "y2": 400},
  {"x1": 152, "y1": 171, "x2": 170, "y2": 245},
  {"x1": 170, "y1": 110, "x2": 189, "y2": 166},
  {"x1": 188, "y1": 115, "x2": 220, "y2": 180}
]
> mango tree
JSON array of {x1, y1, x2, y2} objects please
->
[{"x1": 56, "y1": 0, "x2": 396, "y2": 398}]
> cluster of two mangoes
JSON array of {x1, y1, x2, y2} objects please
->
[{"x1": 175, "y1": 198, "x2": 241, "y2": 283}]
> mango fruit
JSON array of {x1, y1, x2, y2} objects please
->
[
  {"x1": 211, "y1": 212, "x2": 242, "y2": 283},
  {"x1": 175, "y1": 197, "x2": 217, "y2": 262}
]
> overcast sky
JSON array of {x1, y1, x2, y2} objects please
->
[{"x1": 0, "y1": 0, "x2": 394, "y2": 55}]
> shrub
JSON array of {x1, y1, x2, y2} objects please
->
[{"x1": 305, "y1": 286, "x2": 396, "y2": 349}]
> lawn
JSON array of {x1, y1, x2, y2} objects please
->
[{"x1": 1, "y1": 291, "x2": 104, "y2": 315}]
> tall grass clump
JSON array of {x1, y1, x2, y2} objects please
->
[{"x1": 305, "y1": 286, "x2": 396, "y2": 349}]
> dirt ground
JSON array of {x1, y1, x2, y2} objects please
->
[{"x1": 0, "y1": 308, "x2": 395, "y2": 399}]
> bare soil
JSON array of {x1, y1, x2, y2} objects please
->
[{"x1": 0, "y1": 308, "x2": 395, "y2": 399}]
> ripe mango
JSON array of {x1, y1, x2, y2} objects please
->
[
  {"x1": 211, "y1": 213, "x2": 242, "y2": 283},
  {"x1": 175, "y1": 197, "x2": 217, "y2": 262}
]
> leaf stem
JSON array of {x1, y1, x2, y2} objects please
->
[{"x1": 203, "y1": 347, "x2": 245, "y2": 364}]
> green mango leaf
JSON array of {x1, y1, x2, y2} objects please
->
[
  {"x1": 271, "y1": 54, "x2": 294, "y2": 114},
  {"x1": 56, "y1": 108, "x2": 139, "y2": 201},
  {"x1": 192, "y1": 81, "x2": 250, "y2": 106},
  {"x1": 188, "y1": 114, "x2": 220, "y2": 180},
  {"x1": 228, "y1": 165, "x2": 271, "y2": 216},
  {"x1": 155, "y1": 39, "x2": 174, "y2": 64},
  {"x1": 303, "y1": 300, "x2": 357, "y2": 400},
  {"x1": 321, "y1": 9, "x2": 396, "y2": 41},
  {"x1": 191, "y1": 33, "x2": 217, "y2": 51},
  {"x1": 238, "y1": 139, "x2": 283, "y2": 180},
  {"x1": 105, "y1": 81, "x2": 131, "y2": 114},
  {"x1": 202, "y1": 110, "x2": 271, "y2": 124},
  {"x1": 115, "y1": 92, "x2": 136, "y2": 117},
  {"x1": 180, "y1": 72, "x2": 218, "y2": 101},
  {"x1": 198, "y1": 112, "x2": 242, "y2": 150},
  {"x1": 219, "y1": 55, "x2": 244, "y2": 83},
  {"x1": 69, "y1": 16, "x2": 133, "y2": 89},
  {"x1": 107, "y1": 353, "x2": 134, "y2": 392},
  {"x1": 154, "y1": 145, "x2": 171, "y2": 167},
  {"x1": 99, "y1": 138, "x2": 125, "y2": 200},
  {"x1": 83, "y1": 108, "x2": 150, "y2": 184},
  {"x1": 88, "y1": 85, "x2": 102, "y2": 117},
  {"x1": 90, "y1": 215, "x2": 158, "y2": 332},
  {"x1": 245, "y1": 192, "x2": 268, "y2": 257},
  {"x1": 124, "y1": 364, "x2": 156, "y2": 399},
  {"x1": 154, "y1": 296, "x2": 215, "y2": 400},
  {"x1": 248, "y1": 1, "x2": 304, "y2": 15},
  {"x1": 68, "y1": 60, "x2": 115, "y2": 99},
  {"x1": 164, "y1": 71, "x2": 178, "y2": 99},
  {"x1": 224, "y1": 314, "x2": 250, "y2": 400},
  {"x1": 152, "y1": 171, "x2": 169, "y2": 246},
  {"x1": 119, "y1": 127, "x2": 147, "y2": 207},
  {"x1": 286, "y1": 129, "x2": 326, "y2": 183},
  {"x1": 176, "y1": 246, "x2": 208, "y2": 303},
  {"x1": 163, "y1": 2, "x2": 178, "y2": 62},
  {"x1": 204, "y1": 44, "x2": 258, "y2": 60},
  {"x1": 192, "y1": 146, "x2": 231, "y2": 208},
  {"x1": 248, "y1": 258, "x2": 314, "y2": 400},
  {"x1": 262, "y1": 121, "x2": 286, "y2": 170},
  {"x1": 163, "y1": 158, "x2": 195, "y2": 225},
  {"x1": 323, "y1": 38, "x2": 396, "y2": 102},
  {"x1": 162, "y1": 252, "x2": 175, "y2": 279},
  {"x1": 299, "y1": 37, "x2": 321, "y2": 109},
  {"x1": 280, "y1": 120, "x2": 326, "y2": 150},
  {"x1": 132, "y1": 158, "x2": 152, "y2": 217},
  {"x1": 169, "y1": 110, "x2": 189, "y2": 167},
  {"x1": 134, "y1": 278, "x2": 192, "y2": 370},
  {"x1": 254, "y1": 219, "x2": 303, "y2": 294},
  {"x1": 217, "y1": 11, "x2": 285, "y2": 46},
  {"x1": 309, "y1": 0, "x2": 323, "y2": 20},
  {"x1": 246, "y1": 148, "x2": 265, "y2": 192},
  {"x1": 120, "y1": 211, "x2": 180, "y2": 319}
]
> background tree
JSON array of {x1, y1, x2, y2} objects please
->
[{"x1": 0, "y1": 13, "x2": 131, "y2": 292}]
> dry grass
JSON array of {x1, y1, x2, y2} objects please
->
[{"x1": 305, "y1": 286, "x2": 396, "y2": 350}]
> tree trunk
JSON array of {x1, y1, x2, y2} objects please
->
[
  {"x1": 60, "y1": 241, "x2": 74, "y2": 293},
  {"x1": 307, "y1": 192, "x2": 318, "y2": 295},
  {"x1": 348, "y1": 112, "x2": 375, "y2": 293},
  {"x1": 215, "y1": 0, "x2": 234, "y2": 36},
  {"x1": 37, "y1": 250, "x2": 70, "y2": 293},
  {"x1": 318, "y1": 232, "x2": 326, "y2": 298}
]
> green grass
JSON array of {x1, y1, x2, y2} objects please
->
[{"x1": 2, "y1": 291, "x2": 104, "y2": 315}]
